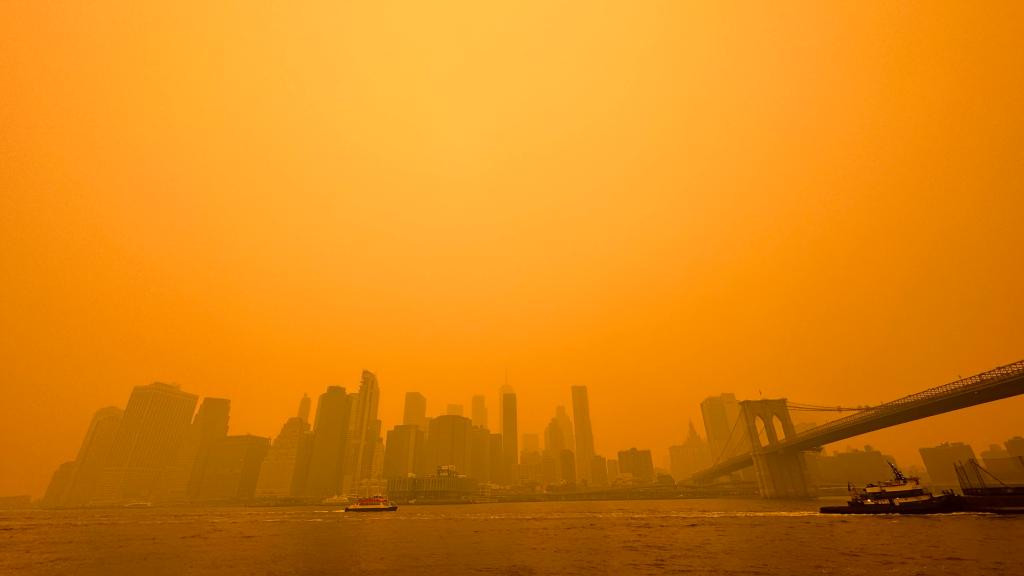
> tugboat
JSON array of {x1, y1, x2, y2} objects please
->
[
  {"x1": 820, "y1": 462, "x2": 957, "y2": 515},
  {"x1": 344, "y1": 495, "x2": 398, "y2": 512}
]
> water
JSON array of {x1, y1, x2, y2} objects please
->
[{"x1": 2, "y1": 499, "x2": 1022, "y2": 575}]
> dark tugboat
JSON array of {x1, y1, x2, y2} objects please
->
[{"x1": 820, "y1": 462, "x2": 957, "y2": 515}]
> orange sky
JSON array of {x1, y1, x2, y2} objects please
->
[{"x1": 2, "y1": 2, "x2": 1023, "y2": 497}]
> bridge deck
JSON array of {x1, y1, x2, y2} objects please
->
[{"x1": 690, "y1": 359, "x2": 1024, "y2": 483}]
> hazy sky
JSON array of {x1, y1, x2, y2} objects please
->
[{"x1": 2, "y1": 2, "x2": 1023, "y2": 497}]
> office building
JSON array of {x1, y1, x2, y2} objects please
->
[
  {"x1": 403, "y1": 392, "x2": 428, "y2": 430},
  {"x1": 471, "y1": 395, "x2": 488, "y2": 429},
  {"x1": 304, "y1": 386, "x2": 352, "y2": 498},
  {"x1": 920, "y1": 442, "x2": 976, "y2": 489},
  {"x1": 571, "y1": 386, "x2": 595, "y2": 484}
]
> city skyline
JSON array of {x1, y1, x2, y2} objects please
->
[{"x1": 29, "y1": 364, "x2": 1024, "y2": 503}]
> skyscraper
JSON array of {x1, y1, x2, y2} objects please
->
[
  {"x1": 196, "y1": 434, "x2": 270, "y2": 501},
  {"x1": 255, "y1": 398, "x2": 313, "y2": 498},
  {"x1": 571, "y1": 386, "x2": 595, "y2": 484},
  {"x1": 95, "y1": 382, "x2": 198, "y2": 503},
  {"x1": 63, "y1": 406, "x2": 123, "y2": 506},
  {"x1": 426, "y1": 414, "x2": 474, "y2": 474},
  {"x1": 701, "y1": 393, "x2": 749, "y2": 462},
  {"x1": 919, "y1": 442, "x2": 976, "y2": 489},
  {"x1": 501, "y1": 389, "x2": 518, "y2": 485},
  {"x1": 668, "y1": 421, "x2": 711, "y2": 481},
  {"x1": 446, "y1": 403, "x2": 464, "y2": 416},
  {"x1": 554, "y1": 405, "x2": 574, "y2": 452},
  {"x1": 304, "y1": 386, "x2": 352, "y2": 498},
  {"x1": 403, "y1": 392, "x2": 428, "y2": 429},
  {"x1": 383, "y1": 424, "x2": 425, "y2": 479},
  {"x1": 617, "y1": 448, "x2": 655, "y2": 483},
  {"x1": 345, "y1": 370, "x2": 382, "y2": 492},
  {"x1": 164, "y1": 397, "x2": 230, "y2": 500},
  {"x1": 471, "y1": 395, "x2": 488, "y2": 429}
]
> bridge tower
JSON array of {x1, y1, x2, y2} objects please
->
[{"x1": 739, "y1": 399, "x2": 815, "y2": 498}]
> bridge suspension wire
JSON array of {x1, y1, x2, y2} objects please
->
[
  {"x1": 786, "y1": 401, "x2": 876, "y2": 412},
  {"x1": 710, "y1": 414, "x2": 745, "y2": 467}
]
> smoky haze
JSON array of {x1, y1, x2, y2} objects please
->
[{"x1": 2, "y1": 2, "x2": 1024, "y2": 500}]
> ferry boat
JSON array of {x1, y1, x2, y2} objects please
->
[
  {"x1": 820, "y1": 462, "x2": 957, "y2": 515},
  {"x1": 344, "y1": 496, "x2": 398, "y2": 512}
]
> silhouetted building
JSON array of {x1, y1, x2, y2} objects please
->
[
  {"x1": 1006, "y1": 436, "x2": 1024, "y2": 458},
  {"x1": 304, "y1": 386, "x2": 352, "y2": 498},
  {"x1": 471, "y1": 395, "x2": 488, "y2": 429},
  {"x1": 571, "y1": 386, "x2": 596, "y2": 484},
  {"x1": 403, "y1": 392, "x2": 428, "y2": 430},
  {"x1": 344, "y1": 370, "x2": 382, "y2": 493},
  {"x1": 590, "y1": 455, "x2": 609, "y2": 486},
  {"x1": 501, "y1": 388, "x2": 518, "y2": 484},
  {"x1": 383, "y1": 424, "x2": 425, "y2": 479},
  {"x1": 255, "y1": 398, "x2": 313, "y2": 498},
  {"x1": 920, "y1": 442, "x2": 976, "y2": 489},
  {"x1": 669, "y1": 421, "x2": 711, "y2": 482},
  {"x1": 427, "y1": 414, "x2": 473, "y2": 474},
  {"x1": 164, "y1": 397, "x2": 230, "y2": 501},
  {"x1": 62, "y1": 406, "x2": 123, "y2": 506},
  {"x1": 469, "y1": 426, "x2": 492, "y2": 482},
  {"x1": 488, "y1": 433, "x2": 503, "y2": 484},
  {"x1": 807, "y1": 446, "x2": 896, "y2": 485},
  {"x1": 701, "y1": 393, "x2": 749, "y2": 462},
  {"x1": 41, "y1": 462, "x2": 77, "y2": 508},
  {"x1": 607, "y1": 459, "x2": 620, "y2": 482},
  {"x1": 96, "y1": 382, "x2": 198, "y2": 503},
  {"x1": 446, "y1": 403, "x2": 464, "y2": 416},
  {"x1": 543, "y1": 413, "x2": 572, "y2": 484},
  {"x1": 196, "y1": 435, "x2": 269, "y2": 501},
  {"x1": 387, "y1": 465, "x2": 478, "y2": 503},
  {"x1": 617, "y1": 448, "x2": 655, "y2": 483},
  {"x1": 980, "y1": 442, "x2": 1024, "y2": 484},
  {"x1": 554, "y1": 406, "x2": 574, "y2": 453}
]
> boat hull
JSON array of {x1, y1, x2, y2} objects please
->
[
  {"x1": 821, "y1": 495, "x2": 959, "y2": 515},
  {"x1": 344, "y1": 505, "x2": 398, "y2": 512}
]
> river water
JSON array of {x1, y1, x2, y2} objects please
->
[{"x1": 2, "y1": 499, "x2": 1021, "y2": 575}]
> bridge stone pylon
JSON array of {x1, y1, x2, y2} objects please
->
[{"x1": 739, "y1": 399, "x2": 815, "y2": 498}]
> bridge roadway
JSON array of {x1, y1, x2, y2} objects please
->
[{"x1": 690, "y1": 359, "x2": 1024, "y2": 483}]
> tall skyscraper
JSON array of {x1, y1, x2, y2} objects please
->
[
  {"x1": 383, "y1": 424, "x2": 425, "y2": 479},
  {"x1": 297, "y1": 393, "x2": 311, "y2": 423},
  {"x1": 345, "y1": 370, "x2": 382, "y2": 492},
  {"x1": 304, "y1": 386, "x2": 352, "y2": 498},
  {"x1": 255, "y1": 398, "x2": 313, "y2": 498},
  {"x1": 554, "y1": 405, "x2": 574, "y2": 452},
  {"x1": 95, "y1": 382, "x2": 198, "y2": 503},
  {"x1": 919, "y1": 442, "x2": 976, "y2": 489},
  {"x1": 571, "y1": 386, "x2": 595, "y2": 484},
  {"x1": 426, "y1": 415, "x2": 474, "y2": 474},
  {"x1": 668, "y1": 421, "x2": 711, "y2": 481},
  {"x1": 701, "y1": 393, "x2": 749, "y2": 462},
  {"x1": 196, "y1": 435, "x2": 270, "y2": 501},
  {"x1": 63, "y1": 406, "x2": 123, "y2": 506},
  {"x1": 617, "y1": 448, "x2": 655, "y2": 483},
  {"x1": 164, "y1": 397, "x2": 230, "y2": 501},
  {"x1": 501, "y1": 389, "x2": 518, "y2": 484},
  {"x1": 471, "y1": 395, "x2": 488, "y2": 429},
  {"x1": 403, "y1": 392, "x2": 428, "y2": 429}
]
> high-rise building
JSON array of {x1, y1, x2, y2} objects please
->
[
  {"x1": 426, "y1": 415, "x2": 473, "y2": 474},
  {"x1": 554, "y1": 406, "x2": 574, "y2": 453},
  {"x1": 668, "y1": 421, "x2": 711, "y2": 482},
  {"x1": 980, "y1": 442, "x2": 1024, "y2": 484},
  {"x1": 501, "y1": 389, "x2": 518, "y2": 484},
  {"x1": 607, "y1": 459, "x2": 620, "y2": 482},
  {"x1": 1006, "y1": 436, "x2": 1024, "y2": 458},
  {"x1": 164, "y1": 397, "x2": 230, "y2": 501},
  {"x1": 469, "y1": 426, "x2": 492, "y2": 482},
  {"x1": 446, "y1": 404, "x2": 464, "y2": 416},
  {"x1": 701, "y1": 393, "x2": 749, "y2": 463},
  {"x1": 617, "y1": 448, "x2": 655, "y2": 483},
  {"x1": 571, "y1": 386, "x2": 595, "y2": 484},
  {"x1": 297, "y1": 394, "x2": 311, "y2": 423},
  {"x1": 196, "y1": 435, "x2": 270, "y2": 501},
  {"x1": 41, "y1": 462, "x2": 78, "y2": 508},
  {"x1": 62, "y1": 406, "x2": 123, "y2": 506},
  {"x1": 345, "y1": 370, "x2": 382, "y2": 492},
  {"x1": 255, "y1": 398, "x2": 313, "y2": 498},
  {"x1": 919, "y1": 442, "x2": 976, "y2": 489},
  {"x1": 383, "y1": 424, "x2": 425, "y2": 479},
  {"x1": 590, "y1": 455, "x2": 609, "y2": 486},
  {"x1": 95, "y1": 382, "x2": 198, "y2": 503},
  {"x1": 471, "y1": 395, "x2": 488, "y2": 429},
  {"x1": 304, "y1": 386, "x2": 352, "y2": 498},
  {"x1": 403, "y1": 392, "x2": 428, "y2": 430}
]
